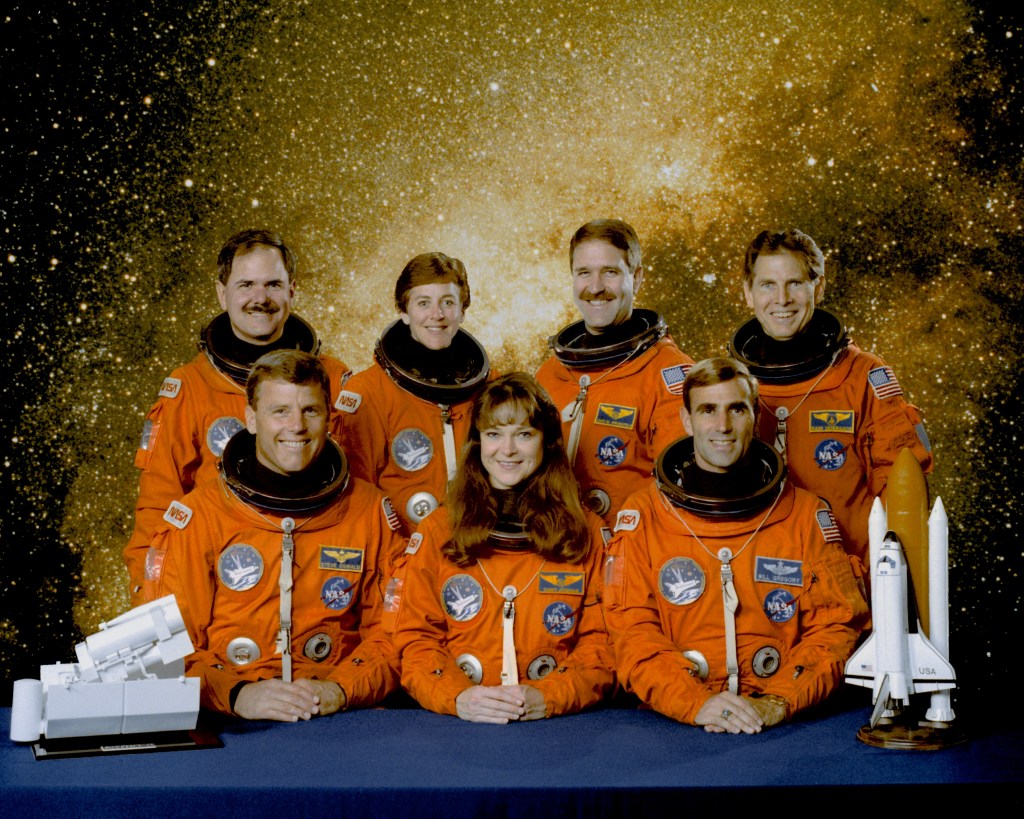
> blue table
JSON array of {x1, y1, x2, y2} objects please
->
[{"x1": 2, "y1": 703, "x2": 1020, "y2": 817}]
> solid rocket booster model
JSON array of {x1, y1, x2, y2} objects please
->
[
  {"x1": 844, "y1": 449, "x2": 957, "y2": 734},
  {"x1": 9, "y1": 595, "x2": 200, "y2": 742}
]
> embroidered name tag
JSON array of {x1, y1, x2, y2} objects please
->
[
  {"x1": 538, "y1": 571, "x2": 585, "y2": 595},
  {"x1": 809, "y1": 410, "x2": 854, "y2": 434},
  {"x1": 595, "y1": 404, "x2": 637, "y2": 430},
  {"x1": 755, "y1": 556, "x2": 803, "y2": 586},
  {"x1": 319, "y1": 546, "x2": 365, "y2": 573}
]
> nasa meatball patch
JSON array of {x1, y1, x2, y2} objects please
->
[
  {"x1": 763, "y1": 588, "x2": 797, "y2": 623},
  {"x1": 542, "y1": 601, "x2": 577, "y2": 636},
  {"x1": 321, "y1": 576, "x2": 355, "y2": 611},
  {"x1": 597, "y1": 435, "x2": 628, "y2": 467}
]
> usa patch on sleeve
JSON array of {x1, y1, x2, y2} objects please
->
[
  {"x1": 815, "y1": 509, "x2": 842, "y2": 543},
  {"x1": 382, "y1": 497, "x2": 401, "y2": 531},
  {"x1": 867, "y1": 366, "x2": 903, "y2": 400},
  {"x1": 660, "y1": 364, "x2": 690, "y2": 396}
]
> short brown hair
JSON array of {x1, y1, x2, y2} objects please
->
[
  {"x1": 683, "y1": 357, "x2": 759, "y2": 414},
  {"x1": 743, "y1": 229, "x2": 824, "y2": 284},
  {"x1": 394, "y1": 252, "x2": 471, "y2": 313},
  {"x1": 217, "y1": 229, "x2": 295, "y2": 285},
  {"x1": 246, "y1": 349, "x2": 330, "y2": 411},
  {"x1": 569, "y1": 219, "x2": 641, "y2": 273}
]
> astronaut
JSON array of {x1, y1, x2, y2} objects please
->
[
  {"x1": 728, "y1": 228, "x2": 932, "y2": 573},
  {"x1": 604, "y1": 357, "x2": 868, "y2": 733},
  {"x1": 535, "y1": 219, "x2": 694, "y2": 525},
  {"x1": 335, "y1": 252, "x2": 490, "y2": 535},
  {"x1": 146, "y1": 350, "x2": 403, "y2": 721},
  {"x1": 390, "y1": 373, "x2": 614, "y2": 722},
  {"x1": 124, "y1": 229, "x2": 351, "y2": 605}
]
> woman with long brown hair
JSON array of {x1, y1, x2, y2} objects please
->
[{"x1": 391, "y1": 373, "x2": 614, "y2": 722}]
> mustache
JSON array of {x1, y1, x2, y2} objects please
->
[
  {"x1": 579, "y1": 290, "x2": 612, "y2": 302},
  {"x1": 245, "y1": 303, "x2": 281, "y2": 314}
]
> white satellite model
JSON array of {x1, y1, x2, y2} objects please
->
[{"x1": 10, "y1": 595, "x2": 200, "y2": 743}]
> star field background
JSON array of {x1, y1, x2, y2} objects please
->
[{"x1": 2, "y1": 1, "x2": 1021, "y2": 723}]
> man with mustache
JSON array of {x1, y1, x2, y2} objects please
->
[
  {"x1": 728, "y1": 229, "x2": 932, "y2": 575},
  {"x1": 123, "y1": 229, "x2": 351, "y2": 605},
  {"x1": 535, "y1": 219, "x2": 694, "y2": 525}
]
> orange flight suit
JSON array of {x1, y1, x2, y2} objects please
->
[
  {"x1": 604, "y1": 479, "x2": 868, "y2": 725},
  {"x1": 535, "y1": 335, "x2": 694, "y2": 526},
  {"x1": 147, "y1": 468, "x2": 402, "y2": 715},
  {"x1": 390, "y1": 510, "x2": 615, "y2": 717}
]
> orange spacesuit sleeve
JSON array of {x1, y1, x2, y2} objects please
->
[
  {"x1": 645, "y1": 340, "x2": 694, "y2": 461},
  {"x1": 149, "y1": 511, "x2": 244, "y2": 714},
  {"x1": 857, "y1": 361, "x2": 934, "y2": 501},
  {"x1": 334, "y1": 365, "x2": 391, "y2": 488}
]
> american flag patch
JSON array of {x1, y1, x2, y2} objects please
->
[
  {"x1": 382, "y1": 497, "x2": 401, "y2": 531},
  {"x1": 868, "y1": 366, "x2": 903, "y2": 400},
  {"x1": 661, "y1": 364, "x2": 690, "y2": 396},
  {"x1": 816, "y1": 509, "x2": 842, "y2": 543}
]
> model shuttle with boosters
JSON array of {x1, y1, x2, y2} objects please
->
[
  {"x1": 9, "y1": 595, "x2": 200, "y2": 743},
  {"x1": 844, "y1": 449, "x2": 960, "y2": 747}
]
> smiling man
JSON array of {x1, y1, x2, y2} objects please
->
[
  {"x1": 728, "y1": 229, "x2": 932, "y2": 574},
  {"x1": 604, "y1": 357, "x2": 868, "y2": 733},
  {"x1": 336, "y1": 252, "x2": 491, "y2": 535},
  {"x1": 123, "y1": 230, "x2": 352, "y2": 605},
  {"x1": 535, "y1": 219, "x2": 694, "y2": 526},
  {"x1": 145, "y1": 350, "x2": 403, "y2": 721}
]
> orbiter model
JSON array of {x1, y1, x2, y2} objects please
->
[{"x1": 844, "y1": 449, "x2": 964, "y2": 749}]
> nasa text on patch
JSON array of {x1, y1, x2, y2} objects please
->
[
  {"x1": 158, "y1": 377, "x2": 181, "y2": 399},
  {"x1": 334, "y1": 389, "x2": 362, "y2": 414},
  {"x1": 319, "y1": 545, "x2": 365, "y2": 573},
  {"x1": 538, "y1": 571, "x2": 585, "y2": 595},
  {"x1": 614, "y1": 508, "x2": 641, "y2": 532},
  {"x1": 809, "y1": 410, "x2": 854, "y2": 434},
  {"x1": 163, "y1": 500, "x2": 193, "y2": 530},
  {"x1": 595, "y1": 403, "x2": 637, "y2": 430},
  {"x1": 755, "y1": 556, "x2": 803, "y2": 586}
]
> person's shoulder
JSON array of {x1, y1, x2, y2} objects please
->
[
  {"x1": 534, "y1": 351, "x2": 565, "y2": 381},
  {"x1": 651, "y1": 333, "x2": 695, "y2": 365},
  {"x1": 318, "y1": 353, "x2": 353, "y2": 380}
]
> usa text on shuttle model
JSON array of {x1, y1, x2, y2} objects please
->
[{"x1": 844, "y1": 448, "x2": 963, "y2": 749}]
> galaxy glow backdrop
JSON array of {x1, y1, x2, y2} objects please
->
[{"x1": 2, "y1": 1, "x2": 1021, "y2": 719}]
